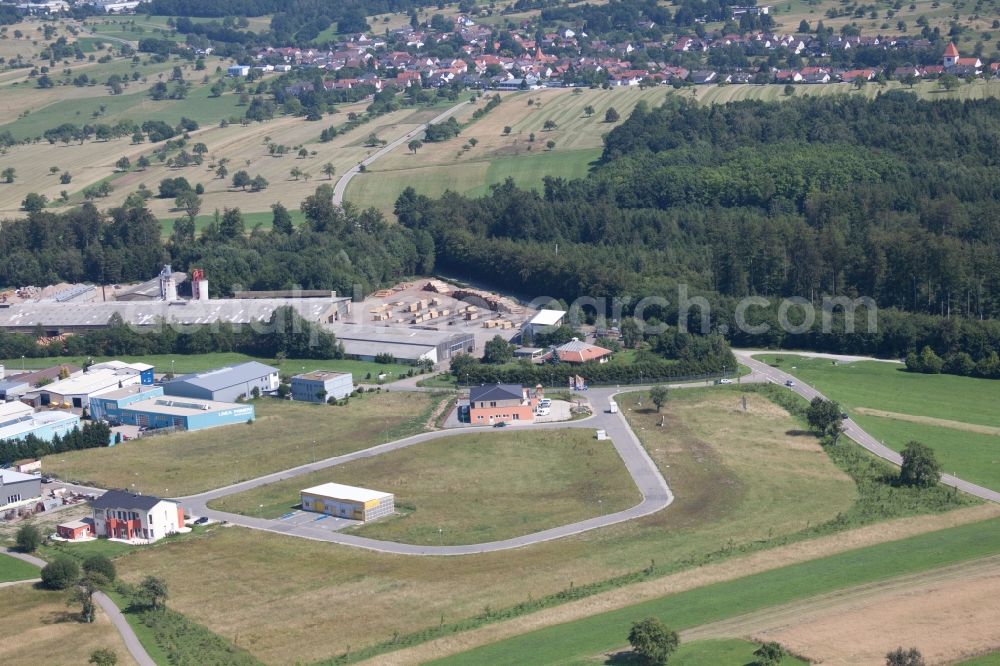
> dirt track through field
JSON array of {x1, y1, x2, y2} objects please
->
[
  {"x1": 732, "y1": 554, "x2": 1000, "y2": 664},
  {"x1": 362, "y1": 504, "x2": 1000, "y2": 665},
  {"x1": 854, "y1": 407, "x2": 1000, "y2": 437}
]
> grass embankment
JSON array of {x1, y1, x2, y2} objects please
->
[
  {"x1": 209, "y1": 429, "x2": 640, "y2": 545},
  {"x1": 757, "y1": 355, "x2": 1000, "y2": 490},
  {"x1": 666, "y1": 639, "x2": 807, "y2": 666},
  {"x1": 0, "y1": 552, "x2": 41, "y2": 582},
  {"x1": 112, "y1": 389, "x2": 859, "y2": 664},
  {"x1": 432, "y1": 515, "x2": 1000, "y2": 665},
  {"x1": 1, "y1": 352, "x2": 412, "y2": 382},
  {"x1": 44, "y1": 392, "x2": 443, "y2": 496}
]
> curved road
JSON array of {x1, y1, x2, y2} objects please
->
[
  {"x1": 181, "y1": 386, "x2": 674, "y2": 555},
  {"x1": 735, "y1": 350, "x2": 1000, "y2": 504},
  {"x1": 3, "y1": 548, "x2": 155, "y2": 666},
  {"x1": 331, "y1": 101, "x2": 470, "y2": 205}
]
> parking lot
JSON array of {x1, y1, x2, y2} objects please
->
[{"x1": 274, "y1": 509, "x2": 361, "y2": 533}]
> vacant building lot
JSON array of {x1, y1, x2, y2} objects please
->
[
  {"x1": 0, "y1": 585, "x2": 137, "y2": 666},
  {"x1": 44, "y1": 392, "x2": 442, "y2": 496},
  {"x1": 210, "y1": 429, "x2": 640, "y2": 544},
  {"x1": 113, "y1": 390, "x2": 858, "y2": 663},
  {"x1": 758, "y1": 354, "x2": 1000, "y2": 489}
]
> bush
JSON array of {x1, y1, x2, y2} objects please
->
[
  {"x1": 41, "y1": 556, "x2": 80, "y2": 590},
  {"x1": 82, "y1": 554, "x2": 116, "y2": 583},
  {"x1": 15, "y1": 524, "x2": 42, "y2": 552}
]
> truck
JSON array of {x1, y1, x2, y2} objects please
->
[{"x1": 608, "y1": 401, "x2": 619, "y2": 414}]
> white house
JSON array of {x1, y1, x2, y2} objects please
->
[{"x1": 90, "y1": 490, "x2": 184, "y2": 543}]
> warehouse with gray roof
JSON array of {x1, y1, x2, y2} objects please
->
[{"x1": 162, "y1": 362, "x2": 280, "y2": 402}]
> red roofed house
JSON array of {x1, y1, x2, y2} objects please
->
[{"x1": 553, "y1": 338, "x2": 613, "y2": 364}]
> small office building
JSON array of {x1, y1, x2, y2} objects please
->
[
  {"x1": 468, "y1": 384, "x2": 536, "y2": 425},
  {"x1": 91, "y1": 386, "x2": 254, "y2": 433},
  {"x1": 91, "y1": 490, "x2": 184, "y2": 542},
  {"x1": 300, "y1": 482, "x2": 395, "y2": 522},
  {"x1": 163, "y1": 362, "x2": 279, "y2": 402},
  {"x1": 0, "y1": 468, "x2": 42, "y2": 512},
  {"x1": 291, "y1": 371, "x2": 353, "y2": 403}
]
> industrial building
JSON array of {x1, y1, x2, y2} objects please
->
[
  {"x1": 90, "y1": 385, "x2": 255, "y2": 432},
  {"x1": 0, "y1": 468, "x2": 42, "y2": 513},
  {"x1": 22, "y1": 363, "x2": 149, "y2": 409},
  {"x1": 91, "y1": 490, "x2": 184, "y2": 542},
  {"x1": 523, "y1": 309, "x2": 567, "y2": 337},
  {"x1": 291, "y1": 371, "x2": 353, "y2": 403},
  {"x1": 163, "y1": 362, "x2": 279, "y2": 402},
  {"x1": 328, "y1": 325, "x2": 474, "y2": 364},
  {"x1": 115, "y1": 268, "x2": 188, "y2": 301},
  {"x1": 468, "y1": 384, "x2": 537, "y2": 425},
  {"x1": 300, "y1": 482, "x2": 395, "y2": 522},
  {"x1": 0, "y1": 297, "x2": 352, "y2": 335},
  {"x1": 0, "y1": 402, "x2": 81, "y2": 443},
  {"x1": 0, "y1": 365, "x2": 82, "y2": 401}
]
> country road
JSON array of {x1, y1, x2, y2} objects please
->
[
  {"x1": 331, "y1": 100, "x2": 470, "y2": 206},
  {"x1": 3, "y1": 548, "x2": 155, "y2": 666},
  {"x1": 735, "y1": 350, "x2": 1000, "y2": 504}
]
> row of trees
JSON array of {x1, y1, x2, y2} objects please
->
[{"x1": 0, "y1": 422, "x2": 110, "y2": 467}]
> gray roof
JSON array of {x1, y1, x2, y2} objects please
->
[
  {"x1": 0, "y1": 298, "x2": 348, "y2": 329},
  {"x1": 469, "y1": 384, "x2": 523, "y2": 403},
  {"x1": 91, "y1": 489, "x2": 172, "y2": 511},
  {"x1": 165, "y1": 362, "x2": 278, "y2": 392}
]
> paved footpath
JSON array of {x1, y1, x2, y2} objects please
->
[
  {"x1": 332, "y1": 101, "x2": 470, "y2": 206},
  {"x1": 3, "y1": 548, "x2": 156, "y2": 666},
  {"x1": 735, "y1": 350, "x2": 1000, "y2": 504}
]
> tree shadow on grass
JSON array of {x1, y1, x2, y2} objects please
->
[{"x1": 604, "y1": 649, "x2": 646, "y2": 665}]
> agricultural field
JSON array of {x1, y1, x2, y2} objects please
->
[
  {"x1": 433, "y1": 515, "x2": 1000, "y2": 665},
  {"x1": 757, "y1": 354, "x2": 1000, "y2": 489},
  {"x1": 0, "y1": 352, "x2": 413, "y2": 381},
  {"x1": 111, "y1": 389, "x2": 861, "y2": 663},
  {"x1": 346, "y1": 79, "x2": 1000, "y2": 217},
  {"x1": 665, "y1": 639, "x2": 807, "y2": 665},
  {"x1": 209, "y1": 429, "x2": 640, "y2": 544},
  {"x1": 43, "y1": 392, "x2": 443, "y2": 496},
  {"x1": 768, "y1": 0, "x2": 1000, "y2": 45},
  {"x1": 0, "y1": 584, "x2": 138, "y2": 666}
]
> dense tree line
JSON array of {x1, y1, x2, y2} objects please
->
[
  {"x1": 0, "y1": 421, "x2": 111, "y2": 467},
  {"x1": 395, "y1": 93, "x2": 1000, "y2": 364}
]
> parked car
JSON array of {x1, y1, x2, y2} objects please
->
[
  {"x1": 784, "y1": 379, "x2": 795, "y2": 387},
  {"x1": 719, "y1": 378, "x2": 734, "y2": 384},
  {"x1": 194, "y1": 517, "x2": 209, "y2": 525},
  {"x1": 536, "y1": 407, "x2": 551, "y2": 417},
  {"x1": 493, "y1": 421, "x2": 507, "y2": 428},
  {"x1": 40, "y1": 476, "x2": 53, "y2": 484}
]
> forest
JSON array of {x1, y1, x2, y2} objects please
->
[{"x1": 394, "y1": 92, "x2": 1000, "y2": 363}]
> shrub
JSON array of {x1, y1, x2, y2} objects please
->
[
  {"x1": 41, "y1": 556, "x2": 80, "y2": 590},
  {"x1": 15, "y1": 524, "x2": 42, "y2": 552}
]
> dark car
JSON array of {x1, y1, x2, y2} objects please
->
[
  {"x1": 194, "y1": 517, "x2": 210, "y2": 525},
  {"x1": 493, "y1": 421, "x2": 507, "y2": 428},
  {"x1": 40, "y1": 476, "x2": 53, "y2": 484}
]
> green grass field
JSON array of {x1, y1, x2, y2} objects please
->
[
  {"x1": 44, "y1": 392, "x2": 442, "y2": 496},
  {"x1": 660, "y1": 639, "x2": 807, "y2": 666},
  {"x1": 757, "y1": 355, "x2": 1000, "y2": 489},
  {"x1": 0, "y1": 552, "x2": 40, "y2": 583},
  {"x1": 431, "y1": 515, "x2": 1000, "y2": 665},
  {"x1": 1, "y1": 352, "x2": 412, "y2": 382},
  {"x1": 209, "y1": 429, "x2": 640, "y2": 545}
]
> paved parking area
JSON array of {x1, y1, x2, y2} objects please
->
[
  {"x1": 534, "y1": 399, "x2": 574, "y2": 423},
  {"x1": 276, "y1": 510, "x2": 360, "y2": 532}
]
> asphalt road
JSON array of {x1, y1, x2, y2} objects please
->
[
  {"x1": 3, "y1": 548, "x2": 155, "y2": 666},
  {"x1": 180, "y1": 385, "x2": 674, "y2": 555},
  {"x1": 735, "y1": 351, "x2": 1000, "y2": 504},
  {"x1": 331, "y1": 100, "x2": 470, "y2": 206}
]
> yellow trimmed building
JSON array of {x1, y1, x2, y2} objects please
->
[{"x1": 300, "y1": 482, "x2": 395, "y2": 522}]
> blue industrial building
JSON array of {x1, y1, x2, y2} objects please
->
[
  {"x1": 0, "y1": 404, "x2": 81, "y2": 443},
  {"x1": 291, "y1": 371, "x2": 353, "y2": 403},
  {"x1": 90, "y1": 385, "x2": 254, "y2": 433}
]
